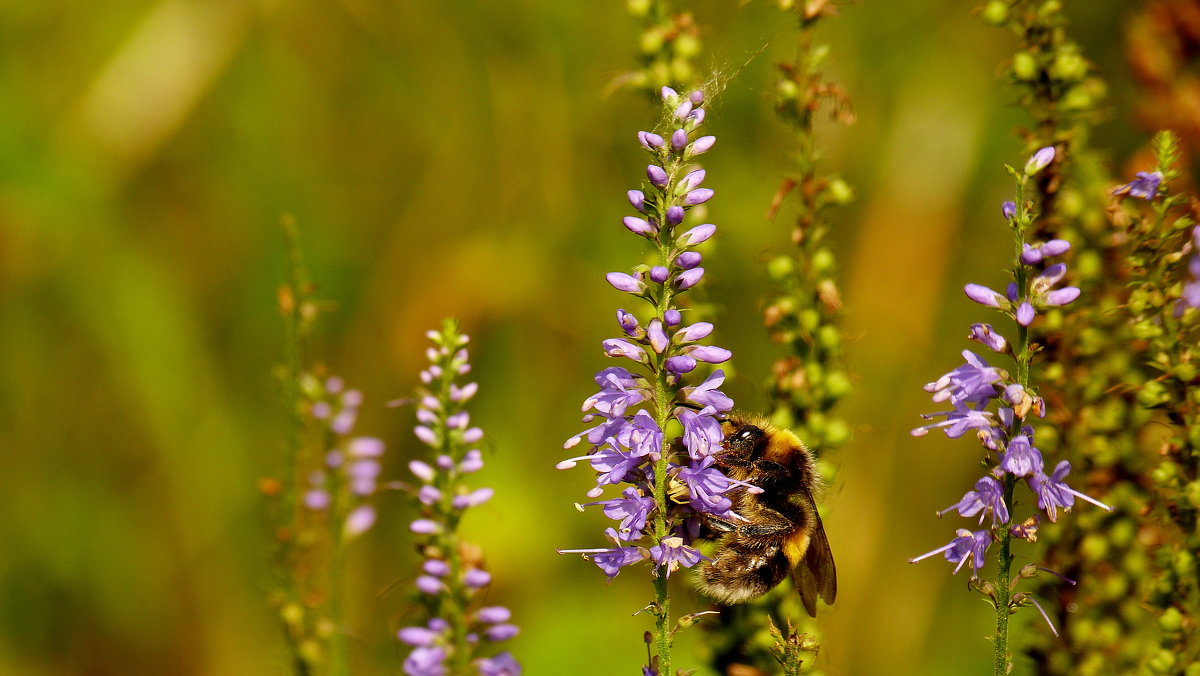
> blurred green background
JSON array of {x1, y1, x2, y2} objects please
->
[{"x1": 0, "y1": 1, "x2": 1161, "y2": 674}]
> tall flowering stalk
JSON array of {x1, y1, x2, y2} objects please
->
[
  {"x1": 705, "y1": 2, "x2": 854, "y2": 674},
  {"x1": 1108, "y1": 133, "x2": 1200, "y2": 674},
  {"x1": 266, "y1": 219, "x2": 386, "y2": 676},
  {"x1": 557, "y1": 86, "x2": 740, "y2": 675},
  {"x1": 398, "y1": 320, "x2": 520, "y2": 676},
  {"x1": 908, "y1": 147, "x2": 1112, "y2": 675}
]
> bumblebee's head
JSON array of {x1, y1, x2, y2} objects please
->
[{"x1": 722, "y1": 422, "x2": 767, "y2": 460}]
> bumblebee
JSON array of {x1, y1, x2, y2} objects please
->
[{"x1": 695, "y1": 414, "x2": 837, "y2": 617}]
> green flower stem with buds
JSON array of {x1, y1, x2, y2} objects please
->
[
  {"x1": 994, "y1": 176, "x2": 1034, "y2": 675},
  {"x1": 276, "y1": 217, "x2": 317, "y2": 676}
]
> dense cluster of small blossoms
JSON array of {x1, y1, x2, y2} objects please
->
[
  {"x1": 399, "y1": 322, "x2": 519, "y2": 676},
  {"x1": 557, "y1": 86, "x2": 742, "y2": 675},
  {"x1": 908, "y1": 148, "x2": 1112, "y2": 668},
  {"x1": 299, "y1": 375, "x2": 383, "y2": 538},
  {"x1": 558, "y1": 85, "x2": 739, "y2": 577}
]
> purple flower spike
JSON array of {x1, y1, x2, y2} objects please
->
[
  {"x1": 677, "y1": 223, "x2": 716, "y2": 247},
  {"x1": 638, "y1": 131, "x2": 664, "y2": 150},
  {"x1": 606, "y1": 272, "x2": 646, "y2": 294},
  {"x1": 623, "y1": 216, "x2": 655, "y2": 237},
  {"x1": 647, "y1": 165, "x2": 669, "y2": 188},
  {"x1": 1016, "y1": 302, "x2": 1036, "y2": 326},
  {"x1": 671, "y1": 129, "x2": 688, "y2": 152},
  {"x1": 689, "y1": 135, "x2": 716, "y2": 156},
  {"x1": 674, "y1": 267, "x2": 705, "y2": 290},
  {"x1": 965, "y1": 283, "x2": 1003, "y2": 307},
  {"x1": 683, "y1": 189, "x2": 714, "y2": 206},
  {"x1": 1024, "y1": 146, "x2": 1055, "y2": 175},
  {"x1": 1002, "y1": 200, "x2": 1017, "y2": 220}
]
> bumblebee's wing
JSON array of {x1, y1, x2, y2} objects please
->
[{"x1": 792, "y1": 491, "x2": 837, "y2": 618}]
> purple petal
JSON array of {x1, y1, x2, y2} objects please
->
[
  {"x1": 1025, "y1": 146, "x2": 1055, "y2": 175},
  {"x1": 964, "y1": 283, "x2": 1003, "y2": 307},
  {"x1": 647, "y1": 319, "x2": 669, "y2": 353},
  {"x1": 677, "y1": 223, "x2": 715, "y2": 247},
  {"x1": 638, "y1": 131, "x2": 664, "y2": 149},
  {"x1": 665, "y1": 355, "x2": 697, "y2": 373},
  {"x1": 683, "y1": 188, "x2": 714, "y2": 205},
  {"x1": 676, "y1": 321, "x2": 713, "y2": 342},
  {"x1": 681, "y1": 169, "x2": 706, "y2": 191},
  {"x1": 674, "y1": 267, "x2": 705, "y2": 290},
  {"x1": 1044, "y1": 287, "x2": 1080, "y2": 306},
  {"x1": 1041, "y1": 239, "x2": 1071, "y2": 257},
  {"x1": 606, "y1": 272, "x2": 646, "y2": 294},
  {"x1": 623, "y1": 216, "x2": 655, "y2": 236},
  {"x1": 671, "y1": 128, "x2": 688, "y2": 152},
  {"x1": 647, "y1": 165, "x2": 668, "y2": 188},
  {"x1": 687, "y1": 345, "x2": 732, "y2": 363},
  {"x1": 689, "y1": 135, "x2": 716, "y2": 155},
  {"x1": 627, "y1": 189, "x2": 646, "y2": 212},
  {"x1": 1017, "y1": 302, "x2": 1036, "y2": 326},
  {"x1": 675, "y1": 251, "x2": 702, "y2": 269}
]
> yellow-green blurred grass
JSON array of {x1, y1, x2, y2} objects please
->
[{"x1": 0, "y1": 1, "x2": 1144, "y2": 674}]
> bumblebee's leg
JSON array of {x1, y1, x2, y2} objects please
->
[{"x1": 707, "y1": 512, "x2": 793, "y2": 538}]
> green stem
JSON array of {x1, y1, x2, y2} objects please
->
[
  {"x1": 328, "y1": 425, "x2": 349, "y2": 676},
  {"x1": 279, "y1": 216, "x2": 312, "y2": 676},
  {"x1": 995, "y1": 181, "x2": 1033, "y2": 675}
]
